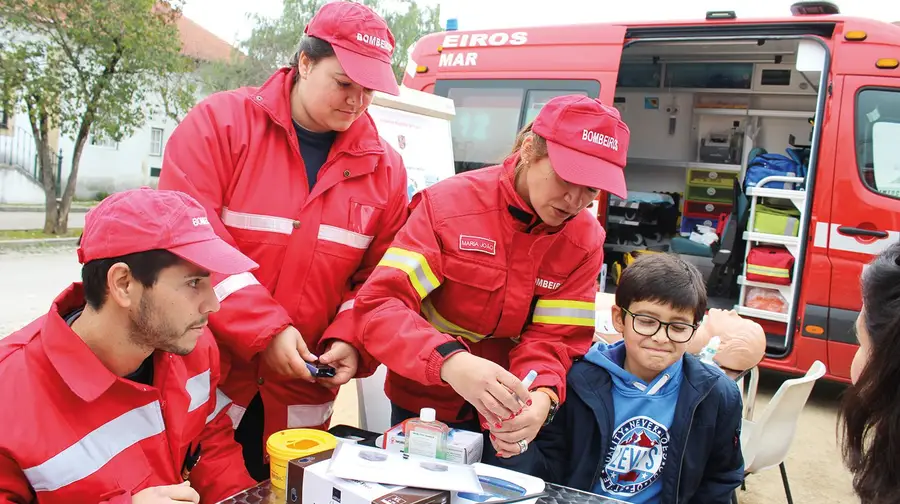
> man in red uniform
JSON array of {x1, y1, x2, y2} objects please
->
[
  {"x1": 158, "y1": 1, "x2": 408, "y2": 479},
  {"x1": 0, "y1": 188, "x2": 257, "y2": 503}
]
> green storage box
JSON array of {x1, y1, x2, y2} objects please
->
[{"x1": 753, "y1": 204, "x2": 800, "y2": 237}]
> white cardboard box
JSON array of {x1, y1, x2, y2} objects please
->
[{"x1": 294, "y1": 452, "x2": 450, "y2": 504}]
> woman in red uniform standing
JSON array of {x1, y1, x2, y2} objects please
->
[
  {"x1": 353, "y1": 95, "x2": 630, "y2": 458},
  {"x1": 158, "y1": 1, "x2": 409, "y2": 480}
]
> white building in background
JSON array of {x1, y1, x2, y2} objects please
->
[{"x1": 0, "y1": 14, "x2": 236, "y2": 203}]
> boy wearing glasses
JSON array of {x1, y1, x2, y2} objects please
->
[{"x1": 499, "y1": 253, "x2": 744, "y2": 504}]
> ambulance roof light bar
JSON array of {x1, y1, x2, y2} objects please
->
[{"x1": 790, "y1": 1, "x2": 840, "y2": 16}]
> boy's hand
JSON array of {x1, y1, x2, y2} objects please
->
[{"x1": 488, "y1": 390, "x2": 552, "y2": 458}]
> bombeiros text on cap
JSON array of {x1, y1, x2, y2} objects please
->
[
  {"x1": 356, "y1": 32, "x2": 392, "y2": 52},
  {"x1": 582, "y1": 129, "x2": 619, "y2": 151}
]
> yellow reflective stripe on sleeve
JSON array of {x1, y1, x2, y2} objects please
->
[
  {"x1": 422, "y1": 299, "x2": 487, "y2": 343},
  {"x1": 532, "y1": 299, "x2": 596, "y2": 327},
  {"x1": 377, "y1": 247, "x2": 441, "y2": 298}
]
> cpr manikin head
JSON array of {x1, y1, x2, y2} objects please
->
[
  {"x1": 511, "y1": 95, "x2": 631, "y2": 227},
  {"x1": 690, "y1": 308, "x2": 766, "y2": 371},
  {"x1": 292, "y1": 2, "x2": 399, "y2": 132}
]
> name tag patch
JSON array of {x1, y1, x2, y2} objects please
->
[{"x1": 459, "y1": 235, "x2": 497, "y2": 255}]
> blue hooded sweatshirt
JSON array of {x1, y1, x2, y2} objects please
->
[{"x1": 584, "y1": 340, "x2": 683, "y2": 503}]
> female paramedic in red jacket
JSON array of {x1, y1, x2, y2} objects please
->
[
  {"x1": 157, "y1": 1, "x2": 409, "y2": 480},
  {"x1": 353, "y1": 95, "x2": 631, "y2": 459}
]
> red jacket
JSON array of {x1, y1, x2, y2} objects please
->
[
  {"x1": 158, "y1": 68, "x2": 408, "y2": 441},
  {"x1": 0, "y1": 284, "x2": 255, "y2": 504},
  {"x1": 353, "y1": 158, "x2": 605, "y2": 422}
]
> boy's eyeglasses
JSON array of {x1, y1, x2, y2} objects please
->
[{"x1": 621, "y1": 307, "x2": 698, "y2": 343}]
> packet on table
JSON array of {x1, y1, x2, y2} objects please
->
[{"x1": 382, "y1": 422, "x2": 484, "y2": 465}]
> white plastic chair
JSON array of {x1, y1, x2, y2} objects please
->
[
  {"x1": 355, "y1": 364, "x2": 392, "y2": 434},
  {"x1": 738, "y1": 366, "x2": 760, "y2": 421},
  {"x1": 737, "y1": 360, "x2": 827, "y2": 504}
]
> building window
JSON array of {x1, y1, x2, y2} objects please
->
[
  {"x1": 150, "y1": 167, "x2": 161, "y2": 178},
  {"x1": 150, "y1": 127, "x2": 164, "y2": 156},
  {"x1": 856, "y1": 88, "x2": 900, "y2": 198},
  {"x1": 90, "y1": 134, "x2": 118, "y2": 149}
]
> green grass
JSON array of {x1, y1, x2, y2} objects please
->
[{"x1": 0, "y1": 228, "x2": 82, "y2": 240}]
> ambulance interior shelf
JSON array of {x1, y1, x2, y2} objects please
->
[
  {"x1": 604, "y1": 191, "x2": 679, "y2": 252},
  {"x1": 736, "y1": 168, "x2": 808, "y2": 326},
  {"x1": 600, "y1": 37, "x2": 823, "y2": 345}
]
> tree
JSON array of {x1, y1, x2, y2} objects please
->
[
  {"x1": 200, "y1": 0, "x2": 440, "y2": 94},
  {"x1": 0, "y1": 0, "x2": 189, "y2": 234},
  {"x1": 360, "y1": 0, "x2": 441, "y2": 83},
  {"x1": 154, "y1": 55, "x2": 200, "y2": 125}
]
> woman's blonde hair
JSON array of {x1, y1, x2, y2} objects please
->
[
  {"x1": 508, "y1": 121, "x2": 548, "y2": 176},
  {"x1": 509, "y1": 121, "x2": 548, "y2": 158}
]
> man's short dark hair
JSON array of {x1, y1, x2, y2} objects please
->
[
  {"x1": 614, "y1": 253, "x2": 708, "y2": 324},
  {"x1": 81, "y1": 249, "x2": 183, "y2": 310}
]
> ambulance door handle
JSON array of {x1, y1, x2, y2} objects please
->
[{"x1": 837, "y1": 226, "x2": 888, "y2": 239}]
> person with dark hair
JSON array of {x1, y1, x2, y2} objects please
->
[
  {"x1": 0, "y1": 188, "x2": 258, "y2": 503},
  {"x1": 839, "y1": 241, "x2": 900, "y2": 504},
  {"x1": 352, "y1": 95, "x2": 629, "y2": 461},
  {"x1": 157, "y1": 1, "x2": 409, "y2": 480},
  {"x1": 499, "y1": 253, "x2": 744, "y2": 504}
]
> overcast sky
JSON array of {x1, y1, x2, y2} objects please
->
[{"x1": 182, "y1": 0, "x2": 900, "y2": 47}]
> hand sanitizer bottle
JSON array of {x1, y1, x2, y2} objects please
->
[{"x1": 403, "y1": 407, "x2": 449, "y2": 460}]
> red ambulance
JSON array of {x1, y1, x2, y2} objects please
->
[{"x1": 401, "y1": 1, "x2": 900, "y2": 382}]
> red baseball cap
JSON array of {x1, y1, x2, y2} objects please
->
[
  {"x1": 305, "y1": 1, "x2": 400, "y2": 96},
  {"x1": 532, "y1": 95, "x2": 630, "y2": 198},
  {"x1": 77, "y1": 187, "x2": 258, "y2": 276}
]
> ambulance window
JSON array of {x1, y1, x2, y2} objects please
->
[
  {"x1": 856, "y1": 89, "x2": 900, "y2": 198},
  {"x1": 447, "y1": 87, "x2": 524, "y2": 173},
  {"x1": 664, "y1": 63, "x2": 753, "y2": 90},
  {"x1": 617, "y1": 63, "x2": 662, "y2": 88},
  {"x1": 523, "y1": 90, "x2": 589, "y2": 125}
]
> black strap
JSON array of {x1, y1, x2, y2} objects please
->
[{"x1": 435, "y1": 341, "x2": 467, "y2": 357}]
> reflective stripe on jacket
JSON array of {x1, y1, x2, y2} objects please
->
[
  {"x1": 354, "y1": 157, "x2": 605, "y2": 422},
  {"x1": 0, "y1": 284, "x2": 255, "y2": 503},
  {"x1": 158, "y1": 67, "x2": 409, "y2": 443}
]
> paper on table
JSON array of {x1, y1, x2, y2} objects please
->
[{"x1": 327, "y1": 442, "x2": 484, "y2": 495}]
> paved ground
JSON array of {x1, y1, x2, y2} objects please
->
[
  {"x1": 0, "y1": 244, "x2": 82, "y2": 335},
  {"x1": 0, "y1": 246, "x2": 857, "y2": 503},
  {"x1": 0, "y1": 210, "x2": 86, "y2": 231}
]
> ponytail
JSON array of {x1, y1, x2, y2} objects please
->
[{"x1": 508, "y1": 120, "x2": 549, "y2": 160}]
